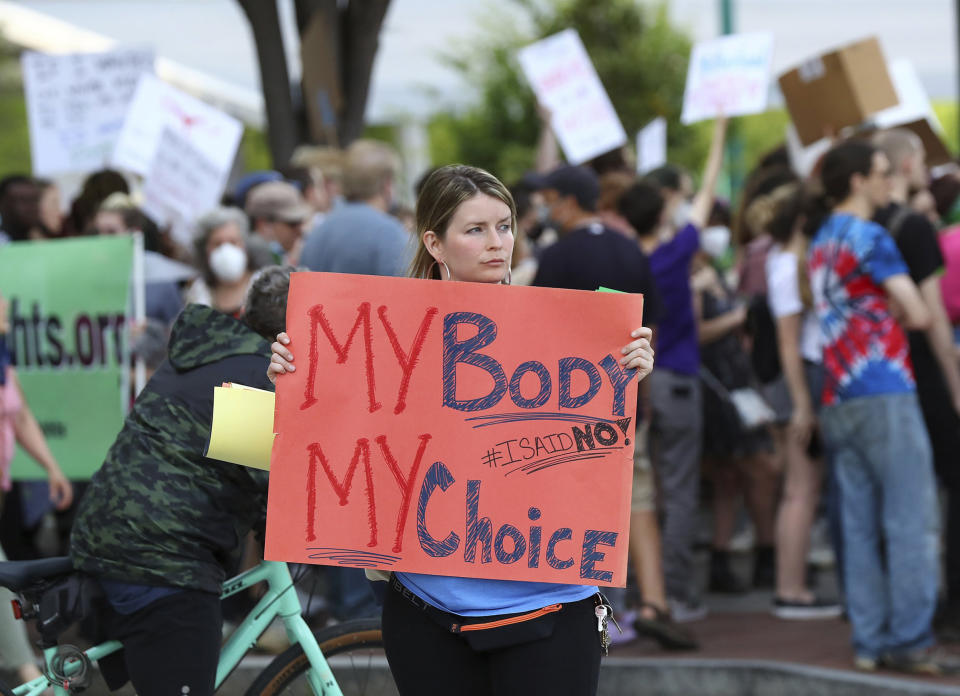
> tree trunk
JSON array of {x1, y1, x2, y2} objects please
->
[
  {"x1": 237, "y1": 0, "x2": 300, "y2": 167},
  {"x1": 240, "y1": 0, "x2": 391, "y2": 153},
  {"x1": 338, "y1": 0, "x2": 391, "y2": 146}
]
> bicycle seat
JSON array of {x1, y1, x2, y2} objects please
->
[{"x1": 0, "y1": 556, "x2": 74, "y2": 592}]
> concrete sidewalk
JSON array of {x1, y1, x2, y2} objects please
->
[{"x1": 601, "y1": 547, "x2": 960, "y2": 695}]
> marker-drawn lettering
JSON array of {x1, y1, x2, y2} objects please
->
[
  {"x1": 376, "y1": 433, "x2": 432, "y2": 553},
  {"x1": 465, "y1": 480, "x2": 493, "y2": 563},
  {"x1": 417, "y1": 461, "x2": 460, "y2": 557},
  {"x1": 580, "y1": 530, "x2": 618, "y2": 582},
  {"x1": 558, "y1": 357, "x2": 601, "y2": 409},
  {"x1": 306, "y1": 439, "x2": 377, "y2": 547},
  {"x1": 378, "y1": 305, "x2": 438, "y2": 414},
  {"x1": 442, "y1": 312, "x2": 507, "y2": 411},
  {"x1": 303, "y1": 303, "x2": 380, "y2": 413}
]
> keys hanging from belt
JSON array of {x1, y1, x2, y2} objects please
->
[{"x1": 594, "y1": 603, "x2": 620, "y2": 656}]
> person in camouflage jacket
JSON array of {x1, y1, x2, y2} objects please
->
[{"x1": 69, "y1": 265, "x2": 293, "y2": 696}]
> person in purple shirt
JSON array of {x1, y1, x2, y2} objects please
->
[{"x1": 617, "y1": 117, "x2": 727, "y2": 623}]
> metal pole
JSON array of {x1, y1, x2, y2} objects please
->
[
  {"x1": 719, "y1": 0, "x2": 743, "y2": 200},
  {"x1": 721, "y1": 0, "x2": 735, "y2": 34}
]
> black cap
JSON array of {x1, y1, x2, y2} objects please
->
[{"x1": 528, "y1": 165, "x2": 600, "y2": 212}]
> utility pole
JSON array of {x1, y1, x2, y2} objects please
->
[{"x1": 719, "y1": 0, "x2": 744, "y2": 199}]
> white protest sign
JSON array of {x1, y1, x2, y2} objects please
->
[
  {"x1": 22, "y1": 48, "x2": 155, "y2": 176},
  {"x1": 112, "y1": 74, "x2": 242, "y2": 179},
  {"x1": 142, "y1": 127, "x2": 224, "y2": 245},
  {"x1": 518, "y1": 29, "x2": 627, "y2": 165},
  {"x1": 681, "y1": 33, "x2": 774, "y2": 124},
  {"x1": 785, "y1": 123, "x2": 831, "y2": 179},
  {"x1": 874, "y1": 59, "x2": 942, "y2": 131},
  {"x1": 636, "y1": 118, "x2": 667, "y2": 174}
]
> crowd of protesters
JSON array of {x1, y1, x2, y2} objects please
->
[{"x1": 1, "y1": 100, "x2": 960, "y2": 682}]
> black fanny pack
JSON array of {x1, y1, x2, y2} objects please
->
[{"x1": 390, "y1": 574, "x2": 567, "y2": 651}]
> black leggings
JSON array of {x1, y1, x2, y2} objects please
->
[{"x1": 382, "y1": 587, "x2": 602, "y2": 696}]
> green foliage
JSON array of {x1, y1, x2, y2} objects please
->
[
  {"x1": 362, "y1": 122, "x2": 400, "y2": 146},
  {"x1": 933, "y1": 100, "x2": 959, "y2": 154},
  {"x1": 0, "y1": 33, "x2": 31, "y2": 177},
  {"x1": 0, "y1": 88, "x2": 31, "y2": 177},
  {"x1": 427, "y1": 0, "x2": 696, "y2": 185},
  {"x1": 240, "y1": 127, "x2": 273, "y2": 172}
]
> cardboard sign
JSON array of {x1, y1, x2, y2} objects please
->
[
  {"x1": 873, "y1": 59, "x2": 953, "y2": 166},
  {"x1": 21, "y1": 48, "x2": 154, "y2": 176},
  {"x1": 681, "y1": 33, "x2": 774, "y2": 124},
  {"x1": 636, "y1": 118, "x2": 667, "y2": 174},
  {"x1": 111, "y1": 73, "x2": 242, "y2": 179},
  {"x1": 265, "y1": 273, "x2": 644, "y2": 586},
  {"x1": 518, "y1": 29, "x2": 627, "y2": 165},
  {"x1": 779, "y1": 37, "x2": 898, "y2": 146},
  {"x1": 785, "y1": 124, "x2": 831, "y2": 179},
  {"x1": 142, "y1": 127, "x2": 225, "y2": 241}
]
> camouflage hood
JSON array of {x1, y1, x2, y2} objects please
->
[{"x1": 168, "y1": 304, "x2": 271, "y2": 372}]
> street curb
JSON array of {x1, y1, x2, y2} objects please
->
[{"x1": 598, "y1": 657, "x2": 960, "y2": 696}]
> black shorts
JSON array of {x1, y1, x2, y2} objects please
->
[{"x1": 98, "y1": 589, "x2": 222, "y2": 696}]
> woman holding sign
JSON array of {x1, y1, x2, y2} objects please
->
[{"x1": 268, "y1": 165, "x2": 654, "y2": 696}]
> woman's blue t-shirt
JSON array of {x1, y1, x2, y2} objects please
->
[{"x1": 395, "y1": 571, "x2": 596, "y2": 617}]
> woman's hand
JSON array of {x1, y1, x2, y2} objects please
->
[
  {"x1": 788, "y1": 404, "x2": 815, "y2": 448},
  {"x1": 620, "y1": 326, "x2": 654, "y2": 381},
  {"x1": 0, "y1": 291, "x2": 8, "y2": 334},
  {"x1": 47, "y1": 465, "x2": 73, "y2": 511},
  {"x1": 268, "y1": 332, "x2": 295, "y2": 385}
]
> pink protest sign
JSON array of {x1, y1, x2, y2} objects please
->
[{"x1": 265, "y1": 272, "x2": 644, "y2": 586}]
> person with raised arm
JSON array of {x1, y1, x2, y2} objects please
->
[{"x1": 616, "y1": 117, "x2": 728, "y2": 623}]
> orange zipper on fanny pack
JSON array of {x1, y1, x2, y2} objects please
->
[{"x1": 454, "y1": 604, "x2": 563, "y2": 633}]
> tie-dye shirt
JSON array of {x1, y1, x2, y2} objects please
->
[{"x1": 807, "y1": 213, "x2": 913, "y2": 405}]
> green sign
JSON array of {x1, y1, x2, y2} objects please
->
[{"x1": 0, "y1": 236, "x2": 133, "y2": 479}]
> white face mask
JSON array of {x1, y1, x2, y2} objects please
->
[
  {"x1": 209, "y1": 242, "x2": 247, "y2": 283},
  {"x1": 701, "y1": 225, "x2": 731, "y2": 259},
  {"x1": 672, "y1": 200, "x2": 693, "y2": 228}
]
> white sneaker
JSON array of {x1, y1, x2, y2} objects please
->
[
  {"x1": 807, "y1": 518, "x2": 836, "y2": 568},
  {"x1": 667, "y1": 597, "x2": 708, "y2": 623}
]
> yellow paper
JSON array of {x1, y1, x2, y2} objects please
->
[{"x1": 206, "y1": 385, "x2": 275, "y2": 470}]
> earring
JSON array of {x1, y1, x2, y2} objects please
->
[
  {"x1": 502, "y1": 267, "x2": 512, "y2": 285},
  {"x1": 427, "y1": 259, "x2": 453, "y2": 280}
]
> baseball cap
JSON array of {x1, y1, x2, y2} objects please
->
[
  {"x1": 244, "y1": 181, "x2": 312, "y2": 223},
  {"x1": 528, "y1": 165, "x2": 600, "y2": 212},
  {"x1": 233, "y1": 170, "x2": 283, "y2": 207}
]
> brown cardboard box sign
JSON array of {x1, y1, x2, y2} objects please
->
[
  {"x1": 859, "y1": 119, "x2": 955, "y2": 167},
  {"x1": 779, "y1": 37, "x2": 899, "y2": 146}
]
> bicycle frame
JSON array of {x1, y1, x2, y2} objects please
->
[{"x1": 12, "y1": 560, "x2": 344, "y2": 696}]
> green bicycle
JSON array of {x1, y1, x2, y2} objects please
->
[{"x1": 0, "y1": 557, "x2": 395, "y2": 696}]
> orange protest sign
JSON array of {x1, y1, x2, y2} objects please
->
[{"x1": 265, "y1": 272, "x2": 644, "y2": 586}]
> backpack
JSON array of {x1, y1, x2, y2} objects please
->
[{"x1": 746, "y1": 293, "x2": 781, "y2": 384}]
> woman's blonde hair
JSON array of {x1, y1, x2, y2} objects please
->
[{"x1": 409, "y1": 165, "x2": 517, "y2": 280}]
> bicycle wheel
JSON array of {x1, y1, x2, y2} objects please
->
[
  {"x1": 245, "y1": 618, "x2": 396, "y2": 696},
  {"x1": 0, "y1": 677, "x2": 14, "y2": 696}
]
